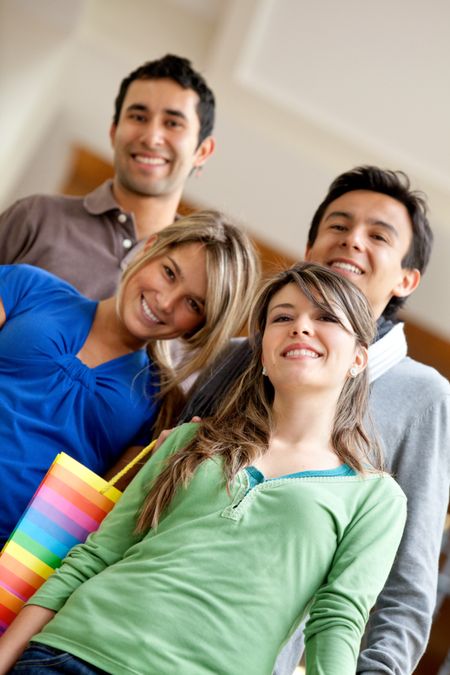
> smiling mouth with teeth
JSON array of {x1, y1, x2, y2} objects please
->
[
  {"x1": 331, "y1": 261, "x2": 363, "y2": 275},
  {"x1": 141, "y1": 296, "x2": 163, "y2": 324},
  {"x1": 134, "y1": 155, "x2": 167, "y2": 166},
  {"x1": 284, "y1": 349, "x2": 320, "y2": 358}
]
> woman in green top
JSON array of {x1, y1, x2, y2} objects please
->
[{"x1": 0, "y1": 263, "x2": 406, "y2": 675}]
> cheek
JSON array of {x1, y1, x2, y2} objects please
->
[
  {"x1": 177, "y1": 135, "x2": 199, "y2": 157},
  {"x1": 261, "y1": 335, "x2": 271, "y2": 363},
  {"x1": 261, "y1": 336, "x2": 278, "y2": 367},
  {"x1": 113, "y1": 127, "x2": 130, "y2": 147},
  {"x1": 176, "y1": 309, "x2": 203, "y2": 334}
]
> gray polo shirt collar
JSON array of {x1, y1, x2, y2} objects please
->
[{"x1": 84, "y1": 180, "x2": 121, "y2": 215}]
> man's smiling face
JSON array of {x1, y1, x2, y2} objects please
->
[
  {"x1": 110, "y1": 77, "x2": 213, "y2": 201},
  {"x1": 305, "y1": 190, "x2": 420, "y2": 319}
]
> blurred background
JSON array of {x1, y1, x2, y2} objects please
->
[{"x1": 1, "y1": 0, "x2": 449, "y2": 671}]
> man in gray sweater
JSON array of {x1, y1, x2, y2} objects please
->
[{"x1": 181, "y1": 166, "x2": 450, "y2": 674}]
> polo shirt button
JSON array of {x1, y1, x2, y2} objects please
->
[
  {"x1": 117, "y1": 213, "x2": 127, "y2": 224},
  {"x1": 123, "y1": 238, "x2": 133, "y2": 249}
]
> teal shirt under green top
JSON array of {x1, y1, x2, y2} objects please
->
[
  {"x1": 245, "y1": 463, "x2": 356, "y2": 490},
  {"x1": 29, "y1": 423, "x2": 407, "y2": 675}
]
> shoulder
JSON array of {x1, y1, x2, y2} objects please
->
[
  {"x1": 348, "y1": 473, "x2": 407, "y2": 522},
  {"x1": 0, "y1": 193, "x2": 88, "y2": 233},
  {"x1": 368, "y1": 357, "x2": 450, "y2": 471},
  {"x1": 0, "y1": 264, "x2": 82, "y2": 296},
  {"x1": 4, "y1": 192, "x2": 83, "y2": 212},
  {"x1": 152, "y1": 422, "x2": 200, "y2": 465},
  {"x1": 369, "y1": 471, "x2": 407, "y2": 501},
  {"x1": 166, "y1": 422, "x2": 200, "y2": 446},
  {"x1": 350, "y1": 470, "x2": 406, "y2": 496},
  {"x1": 371, "y1": 356, "x2": 450, "y2": 412}
]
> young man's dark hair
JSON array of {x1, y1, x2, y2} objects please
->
[
  {"x1": 113, "y1": 54, "x2": 215, "y2": 145},
  {"x1": 307, "y1": 166, "x2": 433, "y2": 318}
]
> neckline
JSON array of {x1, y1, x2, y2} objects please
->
[{"x1": 246, "y1": 464, "x2": 355, "y2": 483}]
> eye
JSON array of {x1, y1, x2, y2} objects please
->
[
  {"x1": 165, "y1": 119, "x2": 183, "y2": 129},
  {"x1": 371, "y1": 232, "x2": 388, "y2": 243},
  {"x1": 186, "y1": 297, "x2": 202, "y2": 315},
  {"x1": 129, "y1": 112, "x2": 147, "y2": 123},
  {"x1": 317, "y1": 313, "x2": 339, "y2": 323},
  {"x1": 329, "y1": 224, "x2": 347, "y2": 232},
  {"x1": 163, "y1": 265, "x2": 175, "y2": 281},
  {"x1": 271, "y1": 313, "x2": 293, "y2": 323}
]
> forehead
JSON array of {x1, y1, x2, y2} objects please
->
[
  {"x1": 268, "y1": 281, "x2": 350, "y2": 322},
  {"x1": 120, "y1": 78, "x2": 201, "y2": 122},
  {"x1": 320, "y1": 189, "x2": 413, "y2": 237},
  {"x1": 268, "y1": 282, "x2": 310, "y2": 310}
]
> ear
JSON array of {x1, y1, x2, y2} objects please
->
[
  {"x1": 143, "y1": 234, "x2": 158, "y2": 252},
  {"x1": 351, "y1": 346, "x2": 369, "y2": 376},
  {"x1": 193, "y1": 136, "x2": 215, "y2": 169},
  {"x1": 392, "y1": 268, "x2": 421, "y2": 299},
  {"x1": 109, "y1": 122, "x2": 117, "y2": 148}
]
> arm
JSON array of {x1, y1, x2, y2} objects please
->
[
  {"x1": 0, "y1": 606, "x2": 55, "y2": 673},
  {"x1": 0, "y1": 265, "x2": 44, "y2": 321},
  {"x1": 0, "y1": 434, "x2": 186, "y2": 669},
  {"x1": 357, "y1": 396, "x2": 450, "y2": 674},
  {"x1": 0, "y1": 199, "x2": 33, "y2": 265},
  {"x1": 0, "y1": 297, "x2": 5, "y2": 328},
  {"x1": 304, "y1": 485, "x2": 407, "y2": 675}
]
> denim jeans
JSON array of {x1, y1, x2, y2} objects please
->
[{"x1": 10, "y1": 644, "x2": 108, "y2": 674}]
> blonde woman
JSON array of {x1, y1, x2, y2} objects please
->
[
  {"x1": 0, "y1": 210, "x2": 259, "y2": 546},
  {"x1": 0, "y1": 263, "x2": 406, "y2": 675}
]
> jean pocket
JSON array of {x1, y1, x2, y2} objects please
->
[{"x1": 14, "y1": 644, "x2": 72, "y2": 668}]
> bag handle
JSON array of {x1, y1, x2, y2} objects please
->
[{"x1": 102, "y1": 440, "x2": 157, "y2": 491}]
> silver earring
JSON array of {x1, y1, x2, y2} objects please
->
[
  {"x1": 350, "y1": 366, "x2": 358, "y2": 378},
  {"x1": 262, "y1": 366, "x2": 267, "y2": 376}
]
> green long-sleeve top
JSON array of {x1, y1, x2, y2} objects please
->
[{"x1": 29, "y1": 423, "x2": 407, "y2": 675}]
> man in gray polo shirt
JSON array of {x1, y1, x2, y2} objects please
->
[{"x1": 0, "y1": 54, "x2": 216, "y2": 300}]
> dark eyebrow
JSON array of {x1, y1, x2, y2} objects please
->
[
  {"x1": 167, "y1": 255, "x2": 205, "y2": 309},
  {"x1": 324, "y1": 210, "x2": 398, "y2": 237},
  {"x1": 324, "y1": 210, "x2": 352, "y2": 222},
  {"x1": 126, "y1": 103, "x2": 148, "y2": 114},
  {"x1": 164, "y1": 108, "x2": 188, "y2": 121},
  {"x1": 125, "y1": 103, "x2": 187, "y2": 122}
]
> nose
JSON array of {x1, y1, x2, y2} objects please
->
[
  {"x1": 290, "y1": 316, "x2": 313, "y2": 336},
  {"x1": 157, "y1": 289, "x2": 176, "y2": 314},
  {"x1": 340, "y1": 226, "x2": 365, "y2": 251},
  {"x1": 141, "y1": 119, "x2": 164, "y2": 147}
]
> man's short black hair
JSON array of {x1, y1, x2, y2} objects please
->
[
  {"x1": 307, "y1": 165, "x2": 433, "y2": 319},
  {"x1": 113, "y1": 54, "x2": 215, "y2": 144}
]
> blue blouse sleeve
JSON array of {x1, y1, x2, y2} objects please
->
[{"x1": 0, "y1": 264, "x2": 77, "y2": 319}]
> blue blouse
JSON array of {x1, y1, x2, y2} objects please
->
[{"x1": 0, "y1": 265, "x2": 159, "y2": 542}]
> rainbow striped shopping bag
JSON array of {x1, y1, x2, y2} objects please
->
[{"x1": 0, "y1": 443, "x2": 155, "y2": 633}]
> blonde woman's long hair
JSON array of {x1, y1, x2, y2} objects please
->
[
  {"x1": 137, "y1": 262, "x2": 380, "y2": 531},
  {"x1": 118, "y1": 210, "x2": 260, "y2": 432}
]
